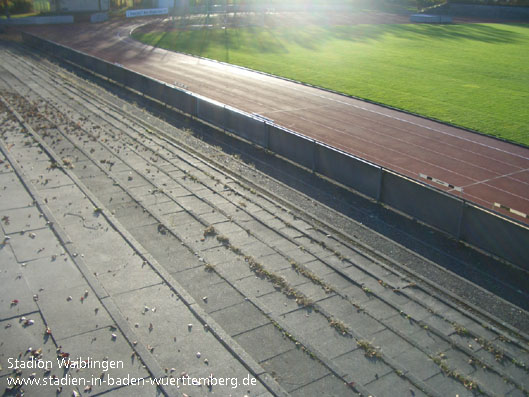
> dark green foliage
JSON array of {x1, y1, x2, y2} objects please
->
[{"x1": 0, "y1": 0, "x2": 33, "y2": 14}]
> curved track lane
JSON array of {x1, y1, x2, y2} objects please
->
[{"x1": 22, "y1": 19, "x2": 529, "y2": 225}]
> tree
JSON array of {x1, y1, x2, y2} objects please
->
[{"x1": 3, "y1": 0, "x2": 10, "y2": 19}]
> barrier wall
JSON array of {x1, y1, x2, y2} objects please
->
[
  {"x1": 90, "y1": 12, "x2": 109, "y2": 24},
  {"x1": 460, "y1": 205, "x2": 529, "y2": 269},
  {"x1": 268, "y1": 126, "x2": 315, "y2": 170},
  {"x1": 315, "y1": 144, "x2": 381, "y2": 199},
  {"x1": 428, "y1": 3, "x2": 529, "y2": 21},
  {"x1": 410, "y1": 14, "x2": 453, "y2": 23},
  {"x1": 21, "y1": 32, "x2": 529, "y2": 269},
  {"x1": 225, "y1": 110, "x2": 267, "y2": 147},
  {"x1": 197, "y1": 98, "x2": 225, "y2": 127},
  {"x1": 166, "y1": 88, "x2": 197, "y2": 117},
  {"x1": 0, "y1": 15, "x2": 74, "y2": 25},
  {"x1": 380, "y1": 171, "x2": 464, "y2": 237}
]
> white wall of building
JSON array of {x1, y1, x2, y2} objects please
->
[{"x1": 157, "y1": 0, "x2": 174, "y2": 8}]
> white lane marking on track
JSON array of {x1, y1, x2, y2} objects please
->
[
  {"x1": 270, "y1": 83, "x2": 529, "y2": 162},
  {"x1": 461, "y1": 168, "x2": 529, "y2": 190},
  {"x1": 115, "y1": 24, "x2": 527, "y2": 162},
  {"x1": 112, "y1": 23, "x2": 529, "y2": 198}
]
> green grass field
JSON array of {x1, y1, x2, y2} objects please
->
[{"x1": 133, "y1": 23, "x2": 529, "y2": 145}]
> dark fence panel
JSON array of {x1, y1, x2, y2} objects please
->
[
  {"x1": 122, "y1": 68, "x2": 144, "y2": 93},
  {"x1": 268, "y1": 126, "x2": 315, "y2": 170},
  {"x1": 143, "y1": 77, "x2": 164, "y2": 103},
  {"x1": 93, "y1": 59, "x2": 109, "y2": 77},
  {"x1": 225, "y1": 110, "x2": 267, "y2": 147},
  {"x1": 197, "y1": 98, "x2": 225, "y2": 127},
  {"x1": 105, "y1": 62, "x2": 121, "y2": 84},
  {"x1": 81, "y1": 52, "x2": 96, "y2": 70},
  {"x1": 380, "y1": 171, "x2": 463, "y2": 236},
  {"x1": 315, "y1": 145, "x2": 380, "y2": 199},
  {"x1": 165, "y1": 87, "x2": 197, "y2": 117},
  {"x1": 460, "y1": 205, "x2": 529, "y2": 270}
]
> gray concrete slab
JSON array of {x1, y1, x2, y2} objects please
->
[
  {"x1": 295, "y1": 282, "x2": 335, "y2": 303},
  {"x1": 75, "y1": 161, "x2": 106, "y2": 180},
  {"x1": 226, "y1": 231, "x2": 260, "y2": 249},
  {"x1": 0, "y1": 247, "x2": 41, "y2": 319},
  {"x1": 317, "y1": 296, "x2": 386, "y2": 336},
  {"x1": 137, "y1": 191, "x2": 173, "y2": 207},
  {"x1": 301, "y1": 259, "x2": 334, "y2": 276},
  {"x1": 200, "y1": 246, "x2": 242, "y2": 267},
  {"x1": 162, "y1": 210, "x2": 198, "y2": 230},
  {"x1": 319, "y1": 272, "x2": 357, "y2": 291},
  {"x1": 240, "y1": 240, "x2": 277, "y2": 260},
  {"x1": 0, "y1": 312, "x2": 57, "y2": 376},
  {"x1": 399, "y1": 300, "x2": 434, "y2": 322},
  {"x1": 30, "y1": 169, "x2": 73, "y2": 190},
  {"x1": 276, "y1": 267, "x2": 315, "y2": 289},
  {"x1": 153, "y1": 247, "x2": 201, "y2": 275},
  {"x1": 181, "y1": 228, "x2": 226, "y2": 251},
  {"x1": 301, "y1": 323, "x2": 358, "y2": 361},
  {"x1": 0, "y1": 181, "x2": 34, "y2": 211},
  {"x1": 277, "y1": 226, "x2": 304, "y2": 240},
  {"x1": 257, "y1": 291, "x2": 301, "y2": 317},
  {"x1": 57, "y1": 326, "x2": 150, "y2": 396},
  {"x1": 370, "y1": 328, "x2": 414, "y2": 359},
  {"x1": 19, "y1": 254, "x2": 86, "y2": 293},
  {"x1": 281, "y1": 246, "x2": 317, "y2": 265},
  {"x1": 214, "y1": 257, "x2": 255, "y2": 281},
  {"x1": 234, "y1": 323, "x2": 294, "y2": 363},
  {"x1": 438, "y1": 348, "x2": 477, "y2": 377},
  {"x1": 260, "y1": 348, "x2": 329, "y2": 392},
  {"x1": 96, "y1": 254, "x2": 163, "y2": 297},
  {"x1": 425, "y1": 372, "x2": 475, "y2": 397},
  {"x1": 113, "y1": 169, "x2": 150, "y2": 190},
  {"x1": 235, "y1": 276, "x2": 281, "y2": 301},
  {"x1": 148, "y1": 200, "x2": 184, "y2": 218},
  {"x1": 362, "y1": 299, "x2": 399, "y2": 321},
  {"x1": 364, "y1": 371, "x2": 427, "y2": 396},
  {"x1": 38, "y1": 184, "x2": 87, "y2": 211},
  {"x1": 421, "y1": 313, "x2": 458, "y2": 337},
  {"x1": 412, "y1": 329, "x2": 451, "y2": 356},
  {"x1": 254, "y1": 253, "x2": 291, "y2": 273},
  {"x1": 197, "y1": 281, "x2": 245, "y2": 314},
  {"x1": 110, "y1": 283, "x2": 266, "y2": 396},
  {"x1": 0, "y1": 315, "x2": 63, "y2": 383},
  {"x1": 0, "y1": 205, "x2": 46, "y2": 235},
  {"x1": 63, "y1": 225, "x2": 138, "y2": 271},
  {"x1": 172, "y1": 265, "x2": 222, "y2": 290},
  {"x1": 116, "y1": 208, "x2": 158, "y2": 231},
  {"x1": 210, "y1": 301, "x2": 269, "y2": 337},
  {"x1": 470, "y1": 366, "x2": 515, "y2": 396},
  {"x1": 37, "y1": 284, "x2": 113, "y2": 341},
  {"x1": 176, "y1": 195, "x2": 215, "y2": 217},
  {"x1": 90, "y1": 382, "x2": 163, "y2": 396},
  {"x1": 395, "y1": 348, "x2": 440, "y2": 381},
  {"x1": 198, "y1": 209, "x2": 230, "y2": 225},
  {"x1": 289, "y1": 373, "x2": 353, "y2": 397}
]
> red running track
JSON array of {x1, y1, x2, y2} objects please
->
[{"x1": 22, "y1": 19, "x2": 529, "y2": 225}]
